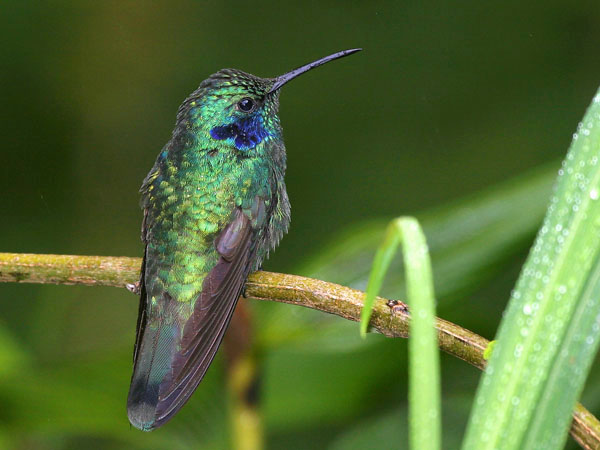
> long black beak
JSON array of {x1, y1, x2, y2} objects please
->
[{"x1": 268, "y1": 48, "x2": 362, "y2": 93}]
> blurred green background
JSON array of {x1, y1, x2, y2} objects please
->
[{"x1": 2, "y1": 1, "x2": 600, "y2": 449}]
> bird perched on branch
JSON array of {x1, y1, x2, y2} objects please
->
[{"x1": 127, "y1": 48, "x2": 362, "y2": 431}]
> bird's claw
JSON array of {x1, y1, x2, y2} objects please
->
[{"x1": 126, "y1": 282, "x2": 141, "y2": 295}]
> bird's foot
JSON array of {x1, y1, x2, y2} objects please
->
[{"x1": 126, "y1": 282, "x2": 141, "y2": 295}]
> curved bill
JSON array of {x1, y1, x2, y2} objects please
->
[{"x1": 268, "y1": 48, "x2": 362, "y2": 93}]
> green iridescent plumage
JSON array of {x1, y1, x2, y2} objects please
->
[
  {"x1": 127, "y1": 49, "x2": 361, "y2": 431},
  {"x1": 142, "y1": 72, "x2": 287, "y2": 304}
]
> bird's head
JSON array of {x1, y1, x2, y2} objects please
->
[{"x1": 177, "y1": 49, "x2": 362, "y2": 152}]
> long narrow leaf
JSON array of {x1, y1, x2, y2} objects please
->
[
  {"x1": 257, "y1": 166, "x2": 554, "y2": 353},
  {"x1": 361, "y1": 217, "x2": 440, "y2": 450},
  {"x1": 302, "y1": 165, "x2": 555, "y2": 303},
  {"x1": 463, "y1": 89, "x2": 600, "y2": 449}
]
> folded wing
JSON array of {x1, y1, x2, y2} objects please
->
[{"x1": 127, "y1": 208, "x2": 254, "y2": 430}]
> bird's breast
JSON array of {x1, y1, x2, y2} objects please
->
[{"x1": 144, "y1": 148, "x2": 273, "y2": 304}]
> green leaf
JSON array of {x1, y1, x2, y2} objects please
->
[
  {"x1": 360, "y1": 220, "x2": 401, "y2": 337},
  {"x1": 299, "y1": 164, "x2": 555, "y2": 304},
  {"x1": 257, "y1": 165, "x2": 555, "y2": 353},
  {"x1": 361, "y1": 217, "x2": 440, "y2": 450},
  {"x1": 462, "y1": 88, "x2": 600, "y2": 449},
  {"x1": 1, "y1": 353, "x2": 228, "y2": 449},
  {"x1": 330, "y1": 393, "x2": 474, "y2": 450},
  {"x1": 0, "y1": 321, "x2": 30, "y2": 377}
]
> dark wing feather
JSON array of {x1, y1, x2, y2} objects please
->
[
  {"x1": 152, "y1": 208, "x2": 255, "y2": 426},
  {"x1": 132, "y1": 248, "x2": 148, "y2": 364},
  {"x1": 132, "y1": 208, "x2": 151, "y2": 364},
  {"x1": 128, "y1": 199, "x2": 263, "y2": 431}
]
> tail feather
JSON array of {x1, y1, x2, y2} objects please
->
[{"x1": 127, "y1": 314, "x2": 181, "y2": 431}]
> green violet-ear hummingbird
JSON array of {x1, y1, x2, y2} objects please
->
[{"x1": 127, "y1": 48, "x2": 362, "y2": 430}]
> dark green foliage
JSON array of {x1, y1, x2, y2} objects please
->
[{"x1": 1, "y1": 1, "x2": 600, "y2": 449}]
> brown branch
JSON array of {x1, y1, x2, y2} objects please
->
[{"x1": 0, "y1": 252, "x2": 598, "y2": 449}]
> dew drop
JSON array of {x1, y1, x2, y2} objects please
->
[
  {"x1": 558, "y1": 285, "x2": 567, "y2": 294},
  {"x1": 514, "y1": 344, "x2": 523, "y2": 358}
]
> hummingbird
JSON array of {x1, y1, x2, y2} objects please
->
[{"x1": 127, "y1": 48, "x2": 362, "y2": 430}]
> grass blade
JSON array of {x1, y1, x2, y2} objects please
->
[
  {"x1": 361, "y1": 217, "x2": 440, "y2": 450},
  {"x1": 462, "y1": 88, "x2": 600, "y2": 449}
]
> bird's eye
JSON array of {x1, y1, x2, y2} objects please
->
[{"x1": 237, "y1": 97, "x2": 255, "y2": 112}]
